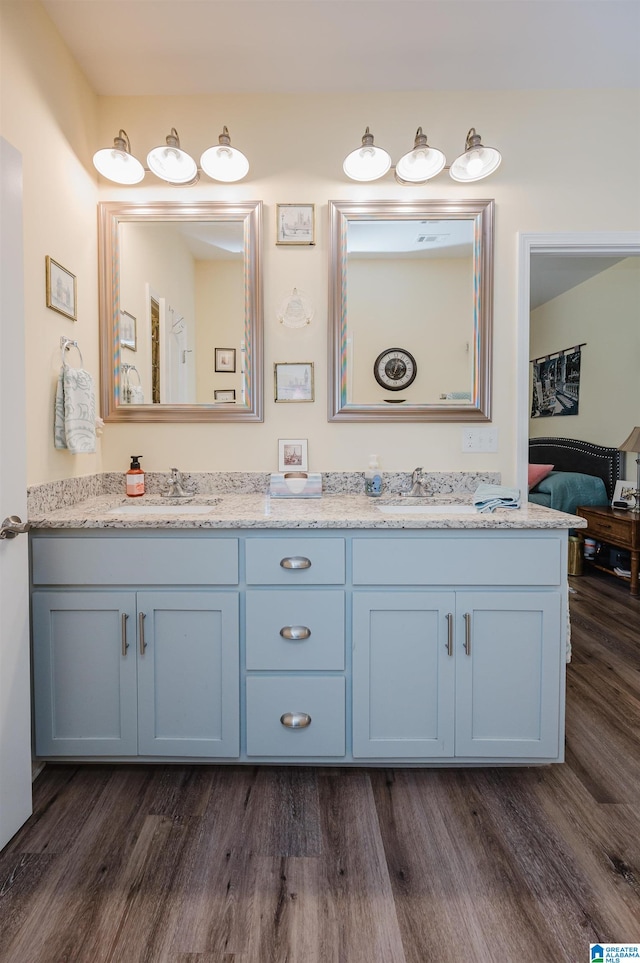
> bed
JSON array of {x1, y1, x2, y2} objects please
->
[{"x1": 528, "y1": 437, "x2": 622, "y2": 515}]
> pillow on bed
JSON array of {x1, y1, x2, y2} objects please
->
[{"x1": 528, "y1": 463, "x2": 554, "y2": 489}]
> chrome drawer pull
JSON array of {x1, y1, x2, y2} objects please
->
[
  {"x1": 464, "y1": 612, "x2": 472, "y2": 656},
  {"x1": 280, "y1": 625, "x2": 311, "y2": 641},
  {"x1": 280, "y1": 712, "x2": 312, "y2": 729},
  {"x1": 139, "y1": 612, "x2": 147, "y2": 655},
  {"x1": 280, "y1": 556, "x2": 312, "y2": 570},
  {"x1": 121, "y1": 613, "x2": 129, "y2": 656},
  {"x1": 446, "y1": 613, "x2": 454, "y2": 657}
]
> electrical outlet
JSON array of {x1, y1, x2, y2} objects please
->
[{"x1": 461, "y1": 428, "x2": 479, "y2": 451}]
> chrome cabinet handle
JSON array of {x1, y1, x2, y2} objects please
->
[
  {"x1": 280, "y1": 712, "x2": 312, "y2": 729},
  {"x1": 0, "y1": 515, "x2": 31, "y2": 539},
  {"x1": 280, "y1": 625, "x2": 311, "y2": 641},
  {"x1": 464, "y1": 612, "x2": 472, "y2": 656},
  {"x1": 280, "y1": 556, "x2": 312, "y2": 570},
  {"x1": 121, "y1": 613, "x2": 129, "y2": 656},
  {"x1": 446, "y1": 613, "x2": 454, "y2": 657},
  {"x1": 138, "y1": 612, "x2": 147, "y2": 655}
]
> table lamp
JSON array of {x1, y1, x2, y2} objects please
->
[{"x1": 619, "y1": 427, "x2": 640, "y2": 513}]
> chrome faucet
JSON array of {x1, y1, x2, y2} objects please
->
[
  {"x1": 401, "y1": 467, "x2": 431, "y2": 497},
  {"x1": 164, "y1": 468, "x2": 192, "y2": 498}
]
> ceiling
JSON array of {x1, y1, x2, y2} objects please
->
[
  {"x1": 41, "y1": 0, "x2": 639, "y2": 96},
  {"x1": 530, "y1": 256, "x2": 626, "y2": 310}
]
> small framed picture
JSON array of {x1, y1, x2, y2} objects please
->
[
  {"x1": 46, "y1": 256, "x2": 77, "y2": 320},
  {"x1": 215, "y1": 347, "x2": 236, "y2": 372},
  {"x1": 276, "y1": 203, "x2": 316, "y2": 246},
  {"x1": 278, "y1": 438, "x2": 308, "y2": 472},
  {"x1": 120, "y1": 310, "x2": 137, "y2": 351},
  {"x1": 214, "y1": 389, "x2": 236, "y2": 403},
  {"x1": 274, "y1": 362, "x2": 314, "y2": 403},
  {"x1": 612, "y1": 479, "x2": 638, "y2": 508}
]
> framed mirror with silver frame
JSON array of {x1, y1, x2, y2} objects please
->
[
  {"x1": 98, "y1": 200, "x2": 263, "y2": 422},
  {"x1": 328, "y1": 198, "x2": 494, "y2": 421}
]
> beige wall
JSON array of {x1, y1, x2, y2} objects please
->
[
  {"x1": 348, "y1": 257, "x2": 473, "y2": 404},
  {"x1": 2, "y1": 1, "x2": 640, "y2": 484},
  {"x1": 530, "y1": 258, "x2": 640, "y2": 457},
  {"x1": 0, "y1": 0, "x2": 100, "y2": 485},
  {"x1": 195, "y1": 259, "x2": 244, "y2": 403}
]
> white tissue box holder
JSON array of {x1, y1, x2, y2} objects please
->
[{"x1": 269, "y1": 472, "x2": 322, "y2": 498}]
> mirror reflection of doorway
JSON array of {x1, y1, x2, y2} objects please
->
[{"x1": 150, "y1": 295, "x2": 160, "y2": 404}]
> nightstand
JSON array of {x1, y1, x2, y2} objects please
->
[{"x1": 576, "y1": 505, "x2": 639, "y2": 598}]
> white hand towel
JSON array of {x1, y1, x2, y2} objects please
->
[
  {"x1": 473, "y1": 483, "x2": 521, "y2": 513},
  {"x1": 54, "y1": 364, "x2": 97, "y2": 453}
]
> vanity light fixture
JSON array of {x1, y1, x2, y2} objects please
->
[
  {"x1": 146, "y1": 128, "x2": 199, "y2": 185},
  {"x1": 449, "y1": 128, "x2": 502, "y2": 182},
  {"x1": 92, "y1": 130, "x2": 145, "y2": 185},
  {"x1": 343, "y1": 125, "x2": 502, "y2": 184},
  {"x1": 93, "y1": 126, "x2": 249, "y2": 185},
  {"x1": 200, "y1": 126, "x2": 249, "y2": 183},
  {"x1": 343, "y1": 127, "x2": 392, "y2": 182},
  {"x1": 394, "y1": 128, "x2": 446, "y2": 184}
]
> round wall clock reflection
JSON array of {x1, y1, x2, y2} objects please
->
[{"x1": 373, "y1": 347, "x2": 417, "y2": 391}]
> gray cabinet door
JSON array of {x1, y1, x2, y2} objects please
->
[
  {"x1": 136, "y1": 592, "x2": 239, "y2": 757},
  {"x1": 454, "y1": 592, "x2": 562, "y2": 758},
  {"x1": 352, "y1": 592, "x2": 455, "y2": 758},
  {"x1": 32, "y1": 591, "x2": 138, "y2": 756}
]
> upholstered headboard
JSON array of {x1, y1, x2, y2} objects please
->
[{"x1": 529, "y1": 437, "x2": 622, "y2": 501}]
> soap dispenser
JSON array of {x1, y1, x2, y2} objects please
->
[
  {"x1": 126, "y1": 455, "x2": 145, "y2": 497},
  {"x1": 364, "y1": 454, "x2": 383, "y2": 497}
]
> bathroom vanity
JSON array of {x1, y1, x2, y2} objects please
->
[{"x1": 29, "y1": 492, "x2": 583, "y2": 767}]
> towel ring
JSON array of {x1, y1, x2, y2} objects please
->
[{"x1": 60, "y1": 336, "x2": 84, "y2": 368}]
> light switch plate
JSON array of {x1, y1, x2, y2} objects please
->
[{"x1": 461, "y1": 427, "x2": 499, "y2": 452}]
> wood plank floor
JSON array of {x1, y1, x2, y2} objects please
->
[{"x1": 1, "y1": 569, "x2": 639, "y2": 962}]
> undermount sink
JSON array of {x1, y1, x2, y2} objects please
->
[
  {"x1": 377, "y1": 503, "x2": 478, "y2": 515},
  {"x1": 109, "y1": 498, "x2": 221, "y2": 516}
]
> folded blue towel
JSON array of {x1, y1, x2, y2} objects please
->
[{"x1": 473, "y1": 483, "x2": 521, "y2": 513}]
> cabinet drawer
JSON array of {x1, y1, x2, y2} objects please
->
[
  {"x1": 579, "y1": 513, "x2": 632, "y2": 547},
  {"x1": 31, "y1": 536, "x2": 239, "y2": 586},
  {"x1": 246, "y1": 676, "x2": 345, "y2": 757},
  {"x1": 245, "y1": 538, "x2": 345, "y2": 585},
  {"x1": 352, "y1": 536, "x2": 562, "y2": 586},
  {"x1": 246, "y1": 591, "x2": 345, "y2": 670}
]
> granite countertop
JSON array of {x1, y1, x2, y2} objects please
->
[{"x1": 28, "y1": 493, "x2": 587, "y2": 531}]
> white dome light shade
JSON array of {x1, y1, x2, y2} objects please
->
[
  {"x1": 395, "y1": 127, "x2": 446, "y2": 184},
  {"x1": 200, "y1": 127, "x2": 249, "y2": 182},
  {"x1": 449, "y1": 128, "x2": 502, "y2": 182},
  {"x1": 92, "y1": 130, "x2": 145, "y2": 184},
  {"x1": 147, "y1": 128, "x2": 198, "y2": 184},
  {"x1": 343, "y1": 127, "x2": 391, "y2": 182}
]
